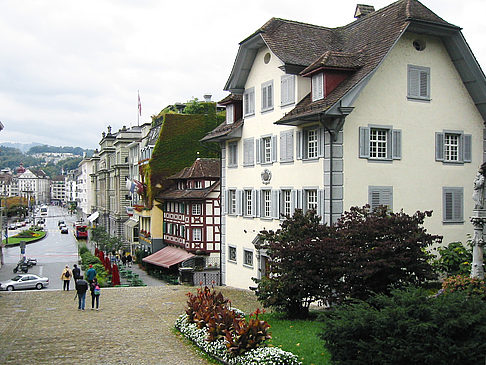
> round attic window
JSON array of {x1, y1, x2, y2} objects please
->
[
  {"x1": 413, "y1": 39, "x2": 426, "y2": 51},
  {"x1": 264, "y1": 52, "x2": 271, "y2": 64}
]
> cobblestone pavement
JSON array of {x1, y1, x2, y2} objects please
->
[{"x1": 0, "y1": 285, "x2": 260, "y2": 364}]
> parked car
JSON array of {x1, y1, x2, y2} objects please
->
[
  {"x1": 61, "y1": 227, "x2": 68, "y2": 234},
  {"x1": 8, "y1": 224, "x2": 16, "y2": 230},
  {"x1": 58, "y1": 220, "x2": 65, "y2": 226},
  {"x1": 0, "y1": 274, "x2": 49, "y2": 291},
  {"x1": 59, "y1": 224, "x2": 66, "y2": 230},
  {"x1": 15, "y1": 222, "x2": 23, "y2": 229}
]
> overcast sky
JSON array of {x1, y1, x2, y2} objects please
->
[{"x1": 0, "y1": 0, "x2": 484, "y2": 149}]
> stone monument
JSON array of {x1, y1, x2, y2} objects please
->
[{"x1": 470, "y1": 163, "x2": 486, "y2": 279}]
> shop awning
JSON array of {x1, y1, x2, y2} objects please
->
[
  {"x1": 123, "y1": 218, "x2": 138, "y2": 229},
  {"x1": 87, "y1": 211, "x2": 99, "y2": 222},
  {"x1": 142, "y1": 246, "x2": 195, "y2": 268}
]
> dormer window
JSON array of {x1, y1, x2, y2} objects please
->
[
  {"x1": 194, "y1": 180, "x2": 202, "y2": 189},
  {"x1": 226, "y1": 104, "x2": 234, "y2": 124},
  {"x1": 311, "y1": 73, "x2": 324, "y2": 101}
]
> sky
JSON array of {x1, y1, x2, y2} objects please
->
[{"x1": 0, "y1": 0, "x2": 485, "y2": 149}]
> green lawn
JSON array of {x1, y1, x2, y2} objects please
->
[
  {"x1": 3, "y1": 230, "x2": 46, "y2": 245},
  {"x1": 261, "y1": 312, "x2": 331, "y2": 365}
]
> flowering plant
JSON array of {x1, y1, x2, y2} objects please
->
[{"x1": 442, "y1": 275, "x2": 486, "y2": 299}]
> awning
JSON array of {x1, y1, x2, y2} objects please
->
[
  {"x1": 124, "y1": 218, "x2": 139, "y2": 229},
  {"x1": 142, "y1": 246, "x2": 195, "y2": 268},
  {"x1": 87, "y1": 211, "x2": 100, "y2": 222}
]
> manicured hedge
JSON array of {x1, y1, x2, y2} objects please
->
[{"x1": 319, "y1": 286, "x2": 486, "y2": 364}]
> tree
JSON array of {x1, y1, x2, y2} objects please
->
[
  {"x1": 253, "y1": 209, "x2": 344, "y2": 318},
  {"x1": 252, "y1": 206, "x2": 441, "y2": 318},
  {"x1": 431, "y1": 241, "x2": 473, "y2": 277},
  {"x1": 334, "y1": 205, "x2": 441, "y2": 300}
]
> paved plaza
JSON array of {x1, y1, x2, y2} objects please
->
[{"x1": 0, "y1": 285, "x2": 260, "y2": 364}]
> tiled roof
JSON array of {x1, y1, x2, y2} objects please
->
[
  {"x1": 200, "y1": 119, "x2": 243, "y2": 142},
  {"x1": 168, "y1": 158, "x2": 220, "y2": 180},
  {"x1": 218, "y1": 94, "x2": 242, "y2": 105},
  {"x1": 157, "y1": 182, "x2": 219, "y2": 201}
]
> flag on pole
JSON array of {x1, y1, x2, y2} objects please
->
[{"x1": 138, "y1": 91, "x2": 142, "y2": 116}]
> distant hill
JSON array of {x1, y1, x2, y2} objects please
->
[
  {"x1": 0, "y1": 142, "x2": 42, "y2": 153},
  {"x1": 27, "y1": 145, "x2": 94, "y2": 156}
]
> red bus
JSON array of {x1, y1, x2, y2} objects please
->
[{"x1": 74, "y1": 224, "x2": 88, "y2": 239}]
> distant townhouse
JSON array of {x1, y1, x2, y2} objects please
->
[
  {"x1": 50, "y1": 176, "x2": 66, "y2": 205},
  {"x1": 143, "y1": 158, "x2": 221, "y2": 281},
  {"x1": 203, "y1": 0, "x2": 486, "y2": 289},
  {"x1": 18, "y1": 168, "x2": 49, "y2": 205},
  {"x1": 77, "y1": 156, "x2": 94, "y2": 221}
]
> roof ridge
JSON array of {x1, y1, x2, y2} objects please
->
[{"x1": 263, "y1": 17, "x2": 334, "y2": 32}]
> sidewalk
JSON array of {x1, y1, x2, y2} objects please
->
[{"x1": 119, "y1": 262, "x2": 167, "y2": 287}]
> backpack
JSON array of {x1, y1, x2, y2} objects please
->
[
  {"x1": 64, "y1": 270, "x2": 70, "y2": 278},
  {"x1": 94, "y1": 285, "x2": 100, "y2": 295}
]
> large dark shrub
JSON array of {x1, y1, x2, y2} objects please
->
[{"x1": 320, "y1": 287, "x2": 486, "y2": 365}]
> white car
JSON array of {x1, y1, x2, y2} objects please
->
[{"x1": 0, "y1": 274, "x2": 49, "y2": 291}]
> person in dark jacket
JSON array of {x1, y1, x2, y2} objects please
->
[
  {"x1": 75, "y1": 276, "x2": 89, "y2": 311},
  {"x1": 72, "y1": 264, "x2": 81, "y2": 281},
  {"x1": 89, "y1": 278, "x2": 101, "y2": 310}
]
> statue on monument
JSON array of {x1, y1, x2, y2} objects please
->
[{"x1": 472, "y1": 163, "x2": 486, "y2": 209}]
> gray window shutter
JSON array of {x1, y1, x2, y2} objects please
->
[
  {"x1": 359, "y1": 127, "x2": 370, "y2": 158},
  {"x1": 318, "y1": 189, "x2": 325, "y2": 222},
  {"x1": 255, "y1": 138, "x2": 261, "y2": 164},
  {"x1": 443, "y1": 187, "x2": 463, "y2": 223},
  {"x1": 318, "y1": 126, "x2": 325, "y2": 158},
  {"x1": 254, "y1": 189, "x2": 260, "y2": 218},
  {"x1": 368, "y1": 186, "x2": 393, "y2": 211},
  {"x1": 296, "y1": 130, "x2": 303, "y2": 160},
  {"x1": 236, "y1": 190, "x2": 243, "y2": 216},
  {"x1": 392, "y1": 129, "x2": 402, "y2": 160},
  {"x1": 222, "y1": 189, "x2": 227, "y2": 215},
  {"x1": 260, "y1": 190, "x2": 265, "y2": 217},
  {"x1": 287, "y1": 130, "x2": 294, "y2": 161},
  {"x1": 243, "y1": 138, "x2": 254, "y2": 166},
  {"x1": 464, "y1": 134, "x2": 472, "y2": 163},
  {"x1": 271, "y1": 135, "x2": 277, "y2": 162},
  {"x1": 252, "y1": 189, "x2": 258, "y2": 218},
  {"x1": 272, "y1": 190, "x2": 279, "y2": 219},
  {"x1": 279, "y1": 132, "x2": 287, "y2": 162},
  {"x1": 435, "y1": 132, "x2": 444, "y2": 161},
  {"x1": 291, "y1": 189, "x2": 297, "y2": 215},
  {"x1": 297, "y1": 189, "x2": 303, "y2": 210},
  {"x1": 408, "y1": 67, "x2": 420, "y2": 98}
]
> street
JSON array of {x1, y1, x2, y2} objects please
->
[{"x1": 0, "y1": 206, "x2": 79, "y2": 290}]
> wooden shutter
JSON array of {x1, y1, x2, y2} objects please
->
[
  {"x1": 392, "y1": 129, "x2": 402, "y2": 160},
  {"x1": 296, "y1": 130, "x2": 303, "y2": 160},
  {"x1": 291, "y1": 189, "x2": 297, "y2": 215},
  {"x1": 222, "y1": 189, "x2": 227, "y2": 215},
  {"x1": 443, "y1": 187, "x2": 463, "y2": 223},
  {"x1": 272, "y1": 190, "x2": 279, "y2": 219},
  {"x1": 359, "y1": 127, "x2": 370, "y2": 158},
  {"x1": 286, "y1": 130, "x2": 294, "y2": 161},
  {"x1": 236, "y1": 190, "x2": 243, "y2": 216},
  {"x1": 279, "y1": 132, "x2": 287, "y2": 162},
  {"x1": 318, "y1": 189, "x2": 325, "y2": 222},
  {"x1": 318, "y1": 126, "x2": 325, "y2": 158},
  {"x1": 368, "y1": 186, "x2": 393, "y2": 211},
  {"x1": 435, "y1": 132, "x2": 444, "y2": 161},
  {"x1": 255, "y1": 138, "x2": 261, "y2": 164},
  {"x1": 464, "y1": 134, "x2": 472, "y2": 163},
  {"x1": 252, "y1": 189, "x2": 258, "y2": 218},
  {"x1": 271, "y1": 135, "x2": 277, "y2": 162},
  {"x1": 408, "y1": 67, "x2": 420, "y2": 98}
]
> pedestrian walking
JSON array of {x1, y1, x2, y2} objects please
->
[
  {"x1": 60, "y1": 265, "x2": 72, "y2": 291},
  {"x1": 75, "y1": 276, "x2": 89, "y2": 311},
  {"x1": 121, "y1": 255, "x2": 127, "y2": 266},
  {"x1": 72, "y1": 264, "x2": 81, "y2": 281},
  {"x1": 90, "y1": 278, "x2": 101, "y2": 310},
  {"x1": 86, "y1": 264, "x2": 97, "y2": 282},
  {"x1": 127, "y1": 254, "x2": 132, "y2": 268}
]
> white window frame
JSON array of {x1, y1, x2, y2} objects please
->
[
  {"x1": 263, "y1": 137, "x2": 272, "y2": 163},
  {"x1": 228, "y1": 189, "x2": 237, "y2": 215},
  {"x1": 227, "y1": 142, "x2": 238, "y2": 167},
  {"x1": 281, "y1": 75, "x2": 295, "y2": 107},
  {"x1": 228, "y1": 246, "x2": 237, "y2": 263},
  {"x1": 193, "y1": 227, "x2": 202, "y2": 241},
  {"x1": 311, "y1": 73, "x2": 324, "y2": 101},
  {"x1": 307, "y1": 129, "x2": 318, "y2": 159},
  {"x1": 243, "y1": 87, "x2": 255, "y2": 117},
  {"x1": 192, "y1": 203, "x2": 202, "y2": 215},
  {"x1": 370, "y1": 128, "x2": 388, "y2": 159},
  {"x1": 194, "y1": 180, "x2": 202, "y2": 189},
  {"x1": 262, "y1": 190, "x2": 271, "y2": 218},
  {"x1": 282, "y1": 189, "x2": 292, "y2": 217},
  {"x1": 435, "y1": 130, "x2": 471, "y2": 164},
  {"x1": 244, "y1": 189, "x2": 253, "y2": 217},
  {"x1": 359, "y1": 125, "x2": 402, "y2": 161},
  {"x1": 305, "y1": 189, "x2": 318, "y2": 212},
  {"x1": 243, "y1": 249, "x2": 254, "y2": 267},
  {"x1": 261, "y1": 80, "x2": 274, "y2": 112},
  {"x1": 226, "y1": 104, "x2": 234, "y2": 124}
]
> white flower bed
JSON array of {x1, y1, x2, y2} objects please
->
[{"x1": 175, "y1": 313, "x2": 302, "y2": 365}]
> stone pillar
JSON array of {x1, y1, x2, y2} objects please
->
[{"x1": 470, "y1": 214, "x2": 485, "y2": 279}]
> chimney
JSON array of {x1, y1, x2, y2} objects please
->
[
  {"x1": 203, "y1": 94, "x2": 212, "y2": 102},
  {"x1": 354, "y1": 4, "x2": 375, "y2": 19}
]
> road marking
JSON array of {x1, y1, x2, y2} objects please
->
[{"x1": 39, "y1": 266, "x2": 43, "y2": 276}]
